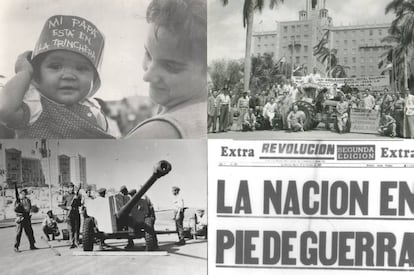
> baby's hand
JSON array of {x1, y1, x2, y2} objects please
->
[{"x1": 15, "y1": 51, "x2": 34, "y2": 76}]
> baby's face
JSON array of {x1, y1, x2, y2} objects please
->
[
  {"x1": 36, "y1": 50, "x2": 94, "y2": 105},
  {"x1": 143, "y1": 24, "x2": 206, "y2": 109}
]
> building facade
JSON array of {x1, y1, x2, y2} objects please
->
[
  {"x1": 4, "y1": 148, "x2": 22, "y2": 187},
  {"x1": 22, "y1": 157, "x2": 45, "y2": 187},
  {"x1": 58, "y1": 154, "x2": 71, "y2": 185},
  {"x1": 70, "y1": 154, "x2": 87, "y2": 189},
  {"x1": 252, "y1": 0, "x2": 391, "y2": 77}
]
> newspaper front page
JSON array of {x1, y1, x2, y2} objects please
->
[{"x1": 208, "y1": 139, "x2": 414, "y2": 274}]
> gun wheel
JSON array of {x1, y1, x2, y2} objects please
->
[
  {"x1": 82, "y1": 217, "x2": 95, "y2": 251},
  {"x1": 144, "y1": 217, "x2": 158, "y2": 251}
]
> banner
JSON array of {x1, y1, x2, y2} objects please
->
[
  {"x1": 208, "y1": 140, "x2": 414, "y2": 274},
  {"x1": 292, "y1": 76, "x2": 390, "y2": 90},
  {"x1": 349, "y1": 108, "x2": 380, "y2": 134}
]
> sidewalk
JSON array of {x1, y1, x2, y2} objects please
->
[{"x1": 0, "y1": 218, "x2": 43, "y2": 229}]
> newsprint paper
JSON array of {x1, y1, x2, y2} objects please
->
[{"x1": 208, "y1": 139, "x2": 414, "y2": 274}]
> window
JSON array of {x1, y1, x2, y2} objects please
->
[
  {"x1": 344, "y1": 40, "x2": 348, "y2": 45},
  {"x1": 369, "y1": 29, "x2": 373, "y2": 36},
  {"x1": 292, "y1": 26, "x2": 296, "y2": 32},
  {"x1": 352, "y1": 48, "x2": 356, "y2": 54},
  {"x1": 352, "y1": 40, "x2": 356, "y2": 45},
  {"x1": 297, "y1": 25, "x2": 301, "y2": 32},
  {"x1": 352, "y1": 57, "x2": 356, "y2": 63},
  {"x1": 296, "y1": 35, "x2": 300, "y2": 40},
  {"x1": 304, "y1": 56, "x2": 308, "y2": 62},
  {"x1": 296, "y1": 56, "x2": 300, "y2": 64},
  {"x1": 344, "y1": 57, "x2": 348, "y2": 64},
  {"x1": 284, "y1": 26, "x2": 288, "y2": 33},
  {"x1": 304, "y1": 45, "x2": 308, "y2": 52},
  {"x1": 304, "y1": 24, "x2": 309, "y2": 31},
  {"x1": 304, "y1": 34, "x2": 309, "y2": 39},
  {"x1": 361, "y1": 57, "x2": 365, "y2": 63},
  {"x1": 379, "y1": 29, "x2": 382, "y2": 36},
  {"x1": 361, "y1": 65, "x2": 365, "y2": 71}
]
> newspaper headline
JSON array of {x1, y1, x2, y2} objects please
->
[{"x1": 208, "y1": 139, "x2": 414, "y2": 274}]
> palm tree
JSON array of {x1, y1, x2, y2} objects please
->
[
  {"x1": 385, "y1": 0, "x2": 414, "y2": 89},
  {"x1": 378, "y1": 26, "x2": 406, "y2": 91},
  {"x1": 220, "y1": 0, "x2": 284, "y2": 93}
]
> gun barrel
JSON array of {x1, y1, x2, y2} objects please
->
[{"x1": 116, "y1": 160, "x2": 171, "y2": 220}]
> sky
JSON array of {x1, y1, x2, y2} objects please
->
[
  {"x1": 0, "y1": 139, "x2": 207, "y2": 210},
  {"x1": 208, "y1": 0, "x2": 396, "y2": 62},
  {"x1": 0, "y1": 0, "x2": 151, "y2": 101}
]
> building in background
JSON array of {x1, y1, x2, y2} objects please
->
[
  {"x1": 22, "y1": 157, "x2": 45, "y2": 187},
  {"x1": 252, "y1": 0, "x2": 391, "y2": 77},
  {"x1": 4, "y1": 148, "x2": 22, "y2": 187},
  {"x1": 70, "y1": 154, "x2": 87, "y2": 189},
  {"x1": 58, "y1": 154, "x2": 71, "y2": 185}
]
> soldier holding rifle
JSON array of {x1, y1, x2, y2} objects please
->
[{"x1": 14, "y1": 186, "x2": 37, "y2": 252}]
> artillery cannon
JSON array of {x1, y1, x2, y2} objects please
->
[{"x1": 82, "y1": 160, "x2": 172, "y2": 251}]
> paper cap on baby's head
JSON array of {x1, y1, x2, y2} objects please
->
[{"x1": 32, "y1": 15, "x2": 105, "y2": 95}]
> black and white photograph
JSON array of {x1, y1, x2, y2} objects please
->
[
  {"x1": 0, "y1": 139, "x2": 207, "y2": 274},
  {"x1": 0, "y1": 0, "x2": 207, "y2": 139},
  {"x1": 208, "y1": 0, "x2": 414, "y2": 139}
]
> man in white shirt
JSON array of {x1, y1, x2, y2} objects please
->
[{"x1": 172, "y1": 186, "x2": 185, "y2": 245}]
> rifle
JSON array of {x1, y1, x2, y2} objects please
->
[{"x1": 14, "y1": 183, "x2": 24, "y2": 214}]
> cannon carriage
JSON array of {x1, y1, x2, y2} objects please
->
[{"x1": 82, "y1": 160, "x2": 172, "y2": 251}]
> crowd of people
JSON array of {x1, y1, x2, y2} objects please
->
[{"x1": 208, "y1": 77, "x2": 414, "y2": 138}]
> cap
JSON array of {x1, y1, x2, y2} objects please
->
[
  {"x1": 128, "y1": 189, "x2": 137, "y2": 196},
  {"x1": 32, "y1": 15, "x2": 105, "y2": 96},
  {"x1": 97, "y1": 188, "x2": 106, "y2": 195},
  {"x1": 46, "y1": 210, "x2": 53, "y2": 215},
  {"x1": 172, "y1": 186, "x2": 180, "y2": 192},
  {"x1": 20, "y1": 188, "x2": 28, "y2": 194},
  {"x1": 68, "y1": 182, "x2": 74, "y2": 187},
  {"x1": 120, "y1": 185, "x2": 127, "y2": 192}
]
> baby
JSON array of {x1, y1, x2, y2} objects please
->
[
  {"x1": 0, "y1": 15, "x2": 113, "y2": 138},
  {"x1": 126, "y1": 0, "x2": 207, "y2": 139}
]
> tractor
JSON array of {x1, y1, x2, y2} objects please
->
[
  {"x1": 293, "y1": 83, "x2": 350, "y2": 131},
  {"x1": 82, "y1": 160, "x2": 172, "y2": 251}
]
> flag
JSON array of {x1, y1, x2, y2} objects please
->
[{"x1": 313, "y1": 29, "x2": 330, "y2": 54}]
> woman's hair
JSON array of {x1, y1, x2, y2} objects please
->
[{"x1": 146, "y1": 0, "x2": 206, "y2": 65}]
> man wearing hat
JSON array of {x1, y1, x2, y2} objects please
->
[
  {"x1": 172, "y1": 186, "x2": 185, "y2": 245},
  {"x1": 14, "y1": 188, "x2": 37, "y2": 252},
  {"x1": 60, "y1": 183, "x2": 82, "y2": 249},
  {"x1": 97, "y1": 187, "x2": 106, "y2": 198}
]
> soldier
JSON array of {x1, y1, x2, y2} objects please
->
[
  {"x1": 14, "y1": 188, "x2": 37, "y2": 252},
  {"x1": 60, "y1": 182, "x2": 82, "y2": 249},
  {"x1": 172, "y1": 186, "x2": 185, "y2": 245}
]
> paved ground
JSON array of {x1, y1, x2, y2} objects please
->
[
  {"x1": 0, "y1": 223, "x2": 207, "y2": 275},
  {"x1": 209, "y1": 126, "x2": 396, "y2": 140}
]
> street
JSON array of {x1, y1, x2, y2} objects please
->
[{"x1": 0, "y1": 223, "x2": 207, "y2": 275}]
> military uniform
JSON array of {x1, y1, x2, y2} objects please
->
[{"x1": 14, "y1": 197, "x2": 36, "y2": 251}]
